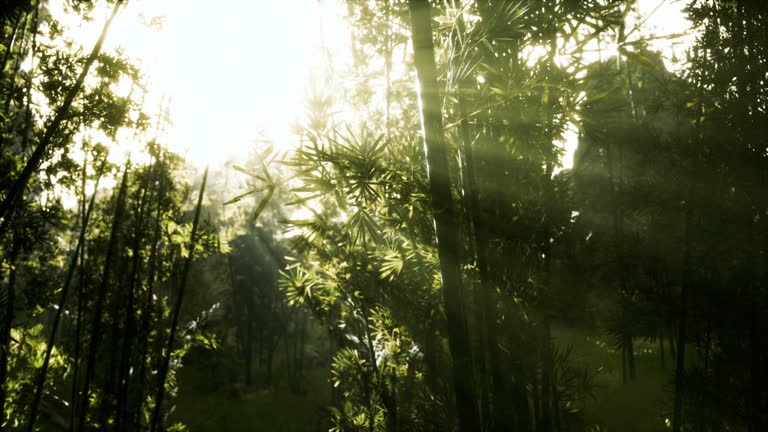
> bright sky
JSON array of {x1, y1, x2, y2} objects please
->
[
  {"x1": 48, "y1": 0, "x2": 694, "y2": 176},
  {"x1": 50, "y1": 0, "x2": 351, "y2": 169}
]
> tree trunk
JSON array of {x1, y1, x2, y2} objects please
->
[
  {"x1": 627, "y1": 336, "x2": 636, "y2": 380},
  {"x1": 244, "y1": 315, "x2": 253, "y2": 387},
  {"x1": 671, "y1": 267, "x2": 688, "y2": 432},
  {"x1": 621, "y1": 347, "x2": 627, "y2": 384},
  {"x1": 0, "y1": 0, "x2": 123, "y2": 233},
  {"x1": 149, "y1": 166, "x2": 209, "y2": 432},
  {"x1": 26, "y1": 157, "x2": 106, "y2": 432},
  {"x1": 1, "y1": 8, "x2": 28, "y2": 117},
  {"x1": 115, "y1": 174, "x2": 152, "y2": 432},
  {"x1": 133, "y1": 155, "x2": 167, "y2": 429},
  {"x1": 0, "y1": 229, "x2": 20, "y2": 428},
  {"x1": 406, "y1": 1, "x2": 480, "y2": 430},
  {"x1": 77, "y1": 164, "x2": 130, "y2": 431},
  {"x1": 0, "y1": 10, "x2": 22, "y2": 74},
  {"x1": 452, "y1": 13, "x2": 492, "y2": 431},
  {"x1": 297, "y1": 312, "x2": 307, "y2": 383},
  {"x1": 69, "y1": 148, "x2": 91, "y2": 432},
  {"x1": 540, "y1": 322, "x2": 553, "y2": 432}
]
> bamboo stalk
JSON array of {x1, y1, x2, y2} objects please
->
[
  {"x1": 149, "y1": 166, "x2": 209, "y2": 432},
  {"x1": 0, "y1": 0, "x2": 124, "y2": 233},
  {"x1": 26, "y1": 155, "x2": 108, "y2": 432},
  {"x1": 77, "y1": 163, "x2": 131, "y2": 431}
]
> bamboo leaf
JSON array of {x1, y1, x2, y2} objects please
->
[
  {"x1": 252, "y1": 187, "x2": 275, "y2": 223},
  {"x1": 222, "y1": 186, "x2": 271, "y2": 206},
  {"x1": 232, "y1": 164, "x2": 267, "y2": 181},
  {"x1": 286, "y1": 193, "x2": 324, "y2": 206},
  {"x1": 618, "y1": 46, "x2": 658, "y2": 69}
]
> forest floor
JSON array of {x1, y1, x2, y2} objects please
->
[
  {"x1": 553, "y1": 325, "x2": 672, "y2": 432},
  {"x1": 170, "y1": 364, "x2": 331, "y2": 432},
  {"x1": 172, "y1": 327, "x2": 671, "y2": 432}
]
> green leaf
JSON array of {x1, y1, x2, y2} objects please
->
[
  {"x1": 490, "y1": 87, "x2": 507, "y2": 96},
  {"x1": 285, "y1": 193, "x2": 324, "y2": 206},
  {"x1": 232, "y1": 164, "x2": 267, "y2": 181},
  {"x1": 251, "y1": 186, "x2": 275, "y2": 223},
  {"x1": 380, "y1": 250, "x2": 404, "y2": 281},
  {"x1": 618, "y1": 46, "x2": 658, "y2": 69},
  {"x1": 222, "y1": 186, "x2": 271, "y2": 206}
]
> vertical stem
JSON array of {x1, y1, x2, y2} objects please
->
[
  {"x1": 149, "y1": 166, "x2": 209, "y2": 432},
  {"x1": 2, "y1": 8, "x2": 28, "y2": 117},
  {"x1": 133, "y1": 154, "x2": 166, "y2": 428},
  {"x1": 672, "y1": 45, "x2": 704, "y2": 432},
  {"x1": 0, "y1": 0, "x2": 124, "y2": 231},
  {"x1": 407, "y1": 1, "x2": 480, "y2": 430},
  {"x1": 384, "y1": 0, "x2": 392, "y2": 141},
  {"x1": 69, "y1": 146, "x2": 91, "y2": 432},
  {"x1": 0, "y1": 229, "x2": 21, "y2": 429},
  {"x1": 27, "y1": 156, "x2": 107, "y2": 432},
  {"x1": 451, "y1": 10, "x2": 491, "y2": 430},
  {"x1": 115, "y1": 167, "x2": 153, "y2": 432},
  {"x1": 77, "y1": 164, "x2": 131, "y2": 432}
]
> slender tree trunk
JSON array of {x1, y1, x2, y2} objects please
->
[
  {"x1": 452, "y1": 14, "x2": 492, "y2": 431},
  {"x1": 456, "y1": 55, "x2": 491, "y2": 432},
  {"x1": 617, "y1": 17, "x2": 640, "y2": 384},
  {"x1": 26, "y1": 157, "x2": 106, "y2": 432},
  {"x1": 384, "y1": 0, "x2": 392, "y2": 141},
  {"x1": 297, "y1": 312, "x2": 307, "y2": 383},
  {"x1": 606, "y1": 138, "x2": 634, "y2": 384},
  {"x1": 256, "y1": 325, "x2": 263, "y2": 368},
  {"x1": 621, "y1": 346, "x2": 627, "y2": 384},
  {"x1": 267, "y1": 339, "x2": 275, "y2": 388},
  {"x1": 540, "y1": 322, "x2": 552, "y2": 432},
  {"x1": 149, "y1": 167, "x2": 209, "y2": 432},
  {"x1": 77, "y1": 164, "x2": 130, "y2": 432},
  {"x1": 703, "y1": 319, "x2": 711, "y2": 373},
  {"x1": 0, "y1": 3, "x2": 36, "y2": 412},
  {"x1": 407, "y1": 2, "x2": 480, "y2": 430},
  {"x1": 552, "y1": 369, "x2": 561, "y2": 432},
  {"x1": 627, "y1": 336, "x2": 636, "y2": 380},
  {"x1": 2, "y1": 9, "x2": 28, "y2": 117},
  {"x1": 244, "y1": 308, "x2": 253, "y2": 387},
  {"x1": 671, "y1": 107, "x2": 696, "y2": 432},
  {"x1": 133, "y1": 156, "x2": 166, "y2": 429},
  {"x1": 671, "y1": 43, "x2": 710, "y2": 432},
  {"x1": 0, "y1": 10, "x2": 22, "y2": 74},
  {"x1": 0, "y1": 229, "x2": 20, "y2": 428},
  {"x1": 0, "y1": 0, "x2": 124, "y2": 232},
  {"x1": 102, "y1": 216, "x2": 131, "y2": 426},
  {"x1": 473, "y1": 2, "x2": 532, "y2": 429},
  {"x1": 742, "y1": 8, "x2": 765, "y2": 431},
  {"x1": 533, "y1": 368, "x2": 541, "y2": 432},
  {"x1": 668, "y1": 322, "x2": 676, "y2": 360},
  {"x1": 671, "y1": 251, "x2": 689, "y2": 432},
  {"x1": 115, "y1": 175, "x2": 152, "y2": 432},
  {"x1": 69, "y1": 148, "x2": 90, "y2": 432}
]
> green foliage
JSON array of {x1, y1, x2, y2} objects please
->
[{"x1": 2, "y1": 1, "x2": 767, "y2": 431}]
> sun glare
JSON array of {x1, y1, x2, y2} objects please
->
[
  {"x1": 50, "y1": 0, "x2": 692, "y2": 175},
  {"x1": 51, "y1": 0, "x2": 351, "y2": 168}
]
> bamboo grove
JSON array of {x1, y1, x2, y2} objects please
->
[{"x1": 1, "y1": 0, "x2": 767, "y2": 431}]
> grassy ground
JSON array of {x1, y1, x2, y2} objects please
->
[
  {"x1": 170, "y1": 366, "x2": 331, "y2": 432},
  {"x1": 553, "y1": 325, "x2": 673, "y2": 432},
  {"x1": 172, "y1": 326, "x2": 673, "y2": 432}
]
